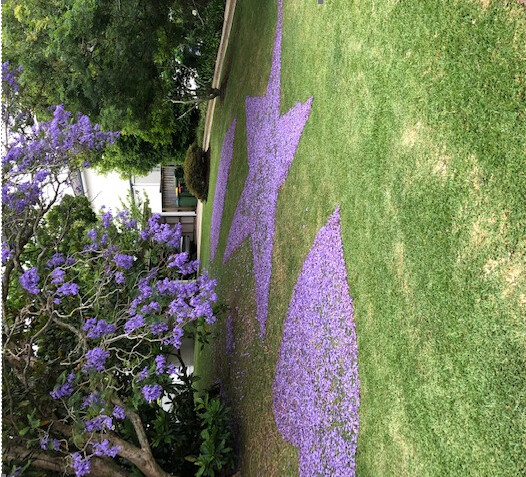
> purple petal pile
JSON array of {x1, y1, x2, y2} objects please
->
[
  {"x1": 223, "y1": 0, "x2": 313, "y2": 337},
  {"x1": 210, "y1": 118, "x2": 237, "y2": 262},
  {"x1": 273, "y1": 208, "x2": 360, "y2": 476}
]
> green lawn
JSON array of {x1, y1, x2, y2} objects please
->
[{"x1": 195, "y1": 0, "x2": 526, "y2": 475}]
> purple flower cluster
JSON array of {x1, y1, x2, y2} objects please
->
[
  {"x1": 137, "y1": 367, "x2": 149, "y2": 382},
  {"x1": 101, "y1": 208, "x2": 113, "y2": 228},
  {"x1": 19, "y1": 267, "x2": 40, "y2": 295},
  {"x1": 142, "y1": 384, "x2": 163, "y2": 403},
  {"x1": 223, "y1": 0, "x2": 313, "y2": 336},
  {"x1": 2, "y1": 79, "x2": 119, "y2": 221},
  {"x1": 114, "y1": 253, "x2": 134, "y2": 269},
  {"x1": 50, "y1": 372, "x2": 75, "y2": 400},
  {"x1": 273, "y1": 208, "x2": 360, "y2": 476},
  {"x1": 166, "y1": 363, "x2": 179, "y2": 376},
  {"x1": 114, "y1": 271, "x2": 125, "y2": 284},
  {"x1": 84, "y1": 414, "x2": 113, "y2": 432},
  {"x1": 113, "y1": 405, "x2": 126, "y2": 420},
  {"x1": 56, "y1": 282, "x2": 79, "y2": 297},
  {"x1": 116, "y1": 209, "x2": 137, "y2": 229},
  {"x1": 71, "y1": 452, "x2": 91, "y2": 477},
  {"x1": 163, "y1": 326, "x2": 184, "y2": 349},
  {"x1": 83, "y1": 347, "x2": 110, "y2": 373},
  {"x1": 50, "y1": 268, "x2": 65, "y2": 284},
  {"x1": 83, "y1": 317, "x2": 116, "y2": 339},
  {"x1": 150, "y1": 321, "x2": 169, "y2": 335},
  {"x1": 140, "y1": 214, "x2": 182, "y2": 248},
  {"x1": 46, "y1": 253, "x2": 66, "y2": 268},
  {"x1": 210, "y1": 118, "x2": 237, "y2": 262},
  {"x1": 124, "y1": 314, "x2": 145, "y2": 334},
  {"x1": 2, "y1": 61, "x2": 22, "y2": 93},
  {"x1": 82, "y1": 392, "x2": 104, "y2": 408},
  {"x1": 40, "y1": 435, "x2": 59, "y2": 450},
  {"x1": 2, "y1": 242, "x2": 14, "y2": 264},
  {"x1": 141, "y1": 301, "x2": 160, "y2": 315},
  {"x1": 92, "y1": 439, "x2": 121, "y2": 458},
  {"x1": 155, "y1": 355, "x2": 166, "y2": 375}
]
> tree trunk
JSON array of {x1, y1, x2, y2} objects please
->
[{"x1": 6, "y1": 446, "x2": 130, "y2": 477}]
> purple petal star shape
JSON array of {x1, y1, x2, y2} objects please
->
[
  {"x1": 223, "y1": 0, "x2": 313, "y2": 337},
  {"x1": 273, "y1": 207, "x2": 360, "y2": 476},
  {"x1": 210, "y1": 117, "x2": 237, "y2": 262}
]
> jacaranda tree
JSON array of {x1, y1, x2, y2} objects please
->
[{"x1": 2, "y1": 63, "x2": 233, "y2": 477}]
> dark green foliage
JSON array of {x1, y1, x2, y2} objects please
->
[
  {"x1": 2, "y1": 0, "x2": 224, "y2": 176},
  {"x1": 184, "y1": 143, "x2": 209, "y2": 201},
  {"x1": 194, "y1": 393, "x2": 235, "y2": 477}
]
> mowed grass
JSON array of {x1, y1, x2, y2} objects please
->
[{"x1": 195, "y1": 0, "x2": 526, "y2": 475}]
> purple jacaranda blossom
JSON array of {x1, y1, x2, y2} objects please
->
[
  {"x1": 101, "y1": 209, "x2": 113, "y2": 228},
  {"x1": 52, "y1": 439, "x2": 61, "y2": 450},
  {"x1": 46, "y1": 253, "x2": 65, "y2": 268},
  {"x1": 53, "y1": 298, "x2": 62, "y2": 305},
  {"x1": 56, "y1": 282, "x2": 79, "y2": 296},
  {"x1": 138, "y1": 278, "x2": 153, "y2": 300},
  {"x1": 82, "y1": 391, "x2": 104, "y2": 408},
  {"x1": 100, "y1": 233, "x2": 109, "y2": 245},
  {"x1": 50, "y1": 372, "x2": 75, "y2": 400},
  {"x1": 167, "y1": 252, "x2": 188, "y2": 268},
  {"x1": 87, "y1": 229, "x2": 97, "y2": 242},
  {"x1": 83, "y1": 317, "x2": 117, "y2": 339},
  {"x1": 34, "y1": 169, "x2": 50, "y2": 183},
  {"x1": 92, "y1": 439, "x2": 121, "y2": 458},
  {"x1": 136, "y1": 366, "x2": 149, "y2": 382},
  {"x1": 40, "y1": 435, "x2": 49, "y2": 450},
  {"x1": 223, "y1": 0, "x2": 313, "y2": 337},
  {"x1": 114, "y1": 271, "x2": 125, "y2": 284},
  {"x1": 126, "y1": 219, "x2": 137, "y2": 229},
  {"x1": 140, "y1": 214, "x2": 182, "y2": 248},
  {"x1": 117, "y1": 209, "x2": 129, "y2": 221},
  {"x1": 2, "y1": 242, "x2": 14, "y2": 264},
  {"x1": 150, "y1": 321, "x2": 169, "y2": 335},
  {"x1": 2, "y1": 61, "x2": 21, "y2": 93},
  {"x1": 141, "y1": 301, "x2": 160, "y2": 315},
  {"x1": 19, "y1": 267, "x2": 40, "y2": 295},
  {"x1": 156, "y1": 278, "x2": 199, "y2": 298},
  {"x1": 50, "y1": 268, "x2": 65, "y2": 284},
  {"x1": 142, "y1": 384, "x2": 163, "y2": 403},
  {"x1": 113, "y1": 405, "x2": 126, "y2": 420},
  {"x1": 163, "y1": 326, "x2": 184, "y2": 349},
  {"x1": 210, "y1": 118, "x2": 237, "y2": 261},
  {"x1": 273, "y1": 208, "x2": 360, "y2": 476},
  {"x1": 176, "y1": 259, "x2": 200, "y2": 276},
  {"x1": 155, "y1": 355, "x2": 166, "y2": 375},
  {"x1": 71, "y1": 453, "x2": 91, "y2": 477},
  {"x1": 166, "y1": 364, "x2": 179, "y2": 376},
  {"x1": 84, "y1": 414, "x2": 113, "y2": 432},
  {"x1": 114, "y1": 253, "x2": 134, "y2": 269},
  {"x1": 124, "y1": 314, "x2": 145, "y2": 334},
  {"x1": 83, "y1": 347, "x2": 110, "y2": 373}
]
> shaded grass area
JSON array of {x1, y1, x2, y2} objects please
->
[{"x1": 196, "y1": 0, "x2": 526, "y2": 475}]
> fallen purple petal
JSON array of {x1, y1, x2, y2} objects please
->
[
  {"x1": 210, "y1": 118, "x2": 237, "y2": 262},
  {"x1": 223, "y1": 0, "x2": 313, "y2": 337},
  {"x1": 273, "y1": 207, "x2": 360, "y2": 476}
]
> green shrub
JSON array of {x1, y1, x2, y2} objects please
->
[
  {"x1": 184, "y1": 143, "x2": 209, "y2": 201},
  {"x1": 194, "y1": 393, "x2": 236, "y2": 477}
]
